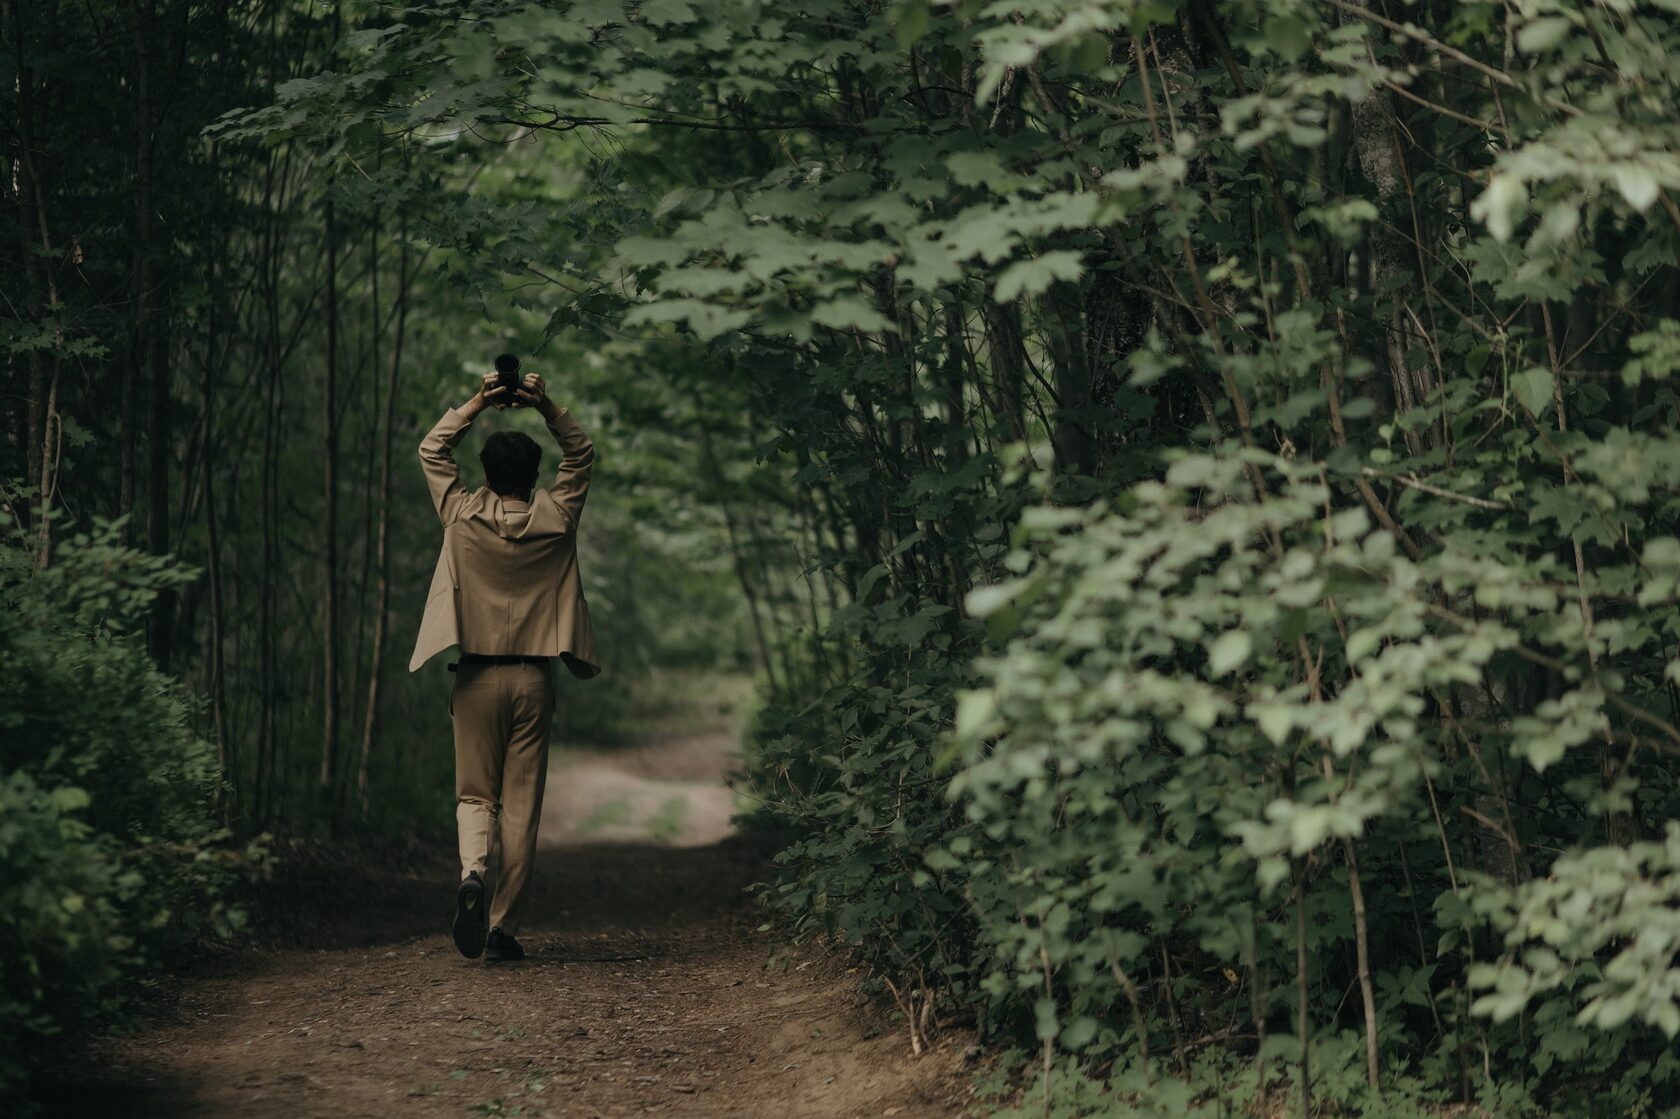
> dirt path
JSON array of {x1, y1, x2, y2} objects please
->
[{"x1": 54, "y1": 742, "x2": 972, "y2": 1118}]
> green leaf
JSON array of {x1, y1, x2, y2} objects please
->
[
  {"x1": 924, "y1": 847, "x2": 961, "y2": 871},
  {"x1": 1345, "y1": 626, "x2": 1382, "y2": 665},
  {"x1": 890, "y1": 0, "x2": 931, "y2": 49},
  {"x1": 1612, "y1": 166, "x2": 1660, "y2": 213},
  {"x1": 1517, "y1": 728, "x2": 1569, "y2": 773},
  {"x1": 1289, "y1": 806, "x2": 1331, "y2": 854},
  {"x1": 993, "y1": 251, "x2": 1084, "y2": 303},
  {"x1": 965, "y1": 581, "x2": 1019, "y2": 617},
  {"x1": 945, "y1": 150, "x2": 1011, "y2": 189},
  {"x1": 1207, "y1": 630, "x2": 1252, "y2": 678},
  {"x1": 809, "y1": 296, "x2": 895, "y2": 334},
  {"x1": 955, "y1": 690, "x2": 999, "y2": 742},
  {"x1": 1467, "y1": 344, "x2": 1491, "y2": 376},
  {"x1": 1516, "y1": 16, "x2": 1574, "y2": 54},
  {"x1": 1033, "y1": 997, "x2": 1059, "y2": 1041},
  {"x1": 639, "y1": 0, "x2": 697, "y2": 26},
  {"x1": 1264, "y1": 16, "x2": 1311, "y2": 62},
  {"x1": 49, "y1": 786, "x2": 91, "y2": 812},
  {"x1": 1512, "y1": 367, "x2": 1555, "y2": 416},
  {"x1": 1059, "y1": 1016, "x2": 1098, "y2": 1049},
  {"x1": 1653, "y1": 1000, "x2": 1680, "y2": 1039},
  {"x1": 1472, "y1": 174, "x2": 1528, "y2": 242},
  {"x1": 1250, "y1": 703, "x2": 1294, "y2": 747}
]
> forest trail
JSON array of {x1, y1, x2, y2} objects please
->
[{"x1": 57, "y1": 738, "x2": 972, "y2": 1118}]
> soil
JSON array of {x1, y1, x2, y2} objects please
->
[{"x1": 47, "y1": 739, "x2": 975, "y2": 1119}]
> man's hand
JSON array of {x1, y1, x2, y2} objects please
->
[
  {"x1": 514, "y1": 372, "x2": 560, "y2": 421},
  {"x1": 459, "y1": 371, "x2": 512, "y2": 419}
]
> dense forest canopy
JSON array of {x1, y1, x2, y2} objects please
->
[
  {"x1": 8, "y1": 0, "x2": 1680, "y2": 1114},
  {"x1": 4, "y1": 0, "x2": 761, "y2": 826}
]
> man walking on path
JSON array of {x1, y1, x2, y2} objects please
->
[{"x1": 410, "y1": 369, "x2": 600, "y2": 962}]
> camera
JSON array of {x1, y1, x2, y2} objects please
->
[{"x1": 493, "y1": 353, "x2": 524, "y2": 406}]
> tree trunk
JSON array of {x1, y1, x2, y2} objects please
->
[
  {"x1": 147, "y1": 301, "x2": 174, "y2": 665},
  {"x1": 359, "y1": 223, "x2": 409, "y2": 817},
  {"x1": 8, "y1": 0, "x2": 62, "y2": 563},
  {"x1": 5, "y1": 0, "x2": 42, "y2": 498},
  {"x1": 1344, "y1": 839, "x2": 1380, "y2": 1092},
  {"x1": 319, "y1": 187, "x2": 341, "y2": 801},
  {"x1": 352, "y1": 195, "x2": 381, "y2": 789},
  {"x1": 1045, "y1": 280, "x2": 1096, "y2": 477},
  {"x1": 1294, "y1": 864, "x2": 1312, "y2": 1119},
  {"x1": 122, "y1": 0, "x2": 157, "y2": 545},
  {"x1": 201, "y1": 265, "x2": 231, "y2": 816},
  {"x1": 1342, "y1": 0, "x2": 1435, "y2": 451}
]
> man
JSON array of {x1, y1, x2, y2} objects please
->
[{"x1": 409, "y1": 368, "x2": 600, "y2": 962}]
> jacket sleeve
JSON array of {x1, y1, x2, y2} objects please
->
[
  {"x1": 544, "y1": 406, "x2": 595, "y2": 531},
  {"x1": 419, "y1": 406, "x2": 474, "y2": 524}
]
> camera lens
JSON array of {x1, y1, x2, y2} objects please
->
[{"x1": 494, "y1": 353, "x2": 520, "y2": 375}]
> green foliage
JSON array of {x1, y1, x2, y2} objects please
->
[
  {"x1": 0, "y1": 510, "x2": 258, "y2": 1108},
  {"x1": 950, "y1": 438, "x2": 1680, "y2": 1106},
  {"x1": 749, "y1": 600, "x2": 983, "y2": 1010},
  {"x1": 978, "y1": 1038, "x2": 1528, "y2": 1119},
  {"x1": 1467, "y1": 824, "x2": 1680, "y2": 1041},
  {"x1": 22, "y1": 0, "x2": 1680, "y2": 1111}
]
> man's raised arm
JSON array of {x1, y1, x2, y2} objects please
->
[
  {"x1": 420, "y1": 373, "x2": 509, "y2": 523},
  {"x1": 515, "y1": 373, "x2": 595, "y2": 531}
]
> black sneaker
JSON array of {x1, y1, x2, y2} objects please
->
[
  {"x1": 452, "y1": 871, "x2": 488, "y2": 959},
  {"x1": 484, "y1": 928, "x2": 525, "y2": 963}
]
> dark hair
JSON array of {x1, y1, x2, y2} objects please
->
[{"x1": 479, "y1": 431, "x2": 542, "y2": 498}]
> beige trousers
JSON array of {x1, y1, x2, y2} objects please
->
[{"x1": 451, "y1": 660, "x2": 555, "y2": 936}]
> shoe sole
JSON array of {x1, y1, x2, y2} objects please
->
[{"x1": 452, "y1": 878, "x2": 488, "y2": 959}]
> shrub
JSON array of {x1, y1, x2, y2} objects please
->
[
  {"x1": 0, "y1": 510, "x2": 255, "y2": 1108},
  {"x1": 745, "y1": 589, "x2": 987, "y2": 1052},
  {"x1": 751, "y1": 437, "x2": 1680, "y2": 1113},
  {"x1": 947, "y1": 447, "x2": 1680, "y2": 1111}
]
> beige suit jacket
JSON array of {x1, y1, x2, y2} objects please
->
[{"x1": 408, "y1": 404, "x2": 601, "y2": 679}]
